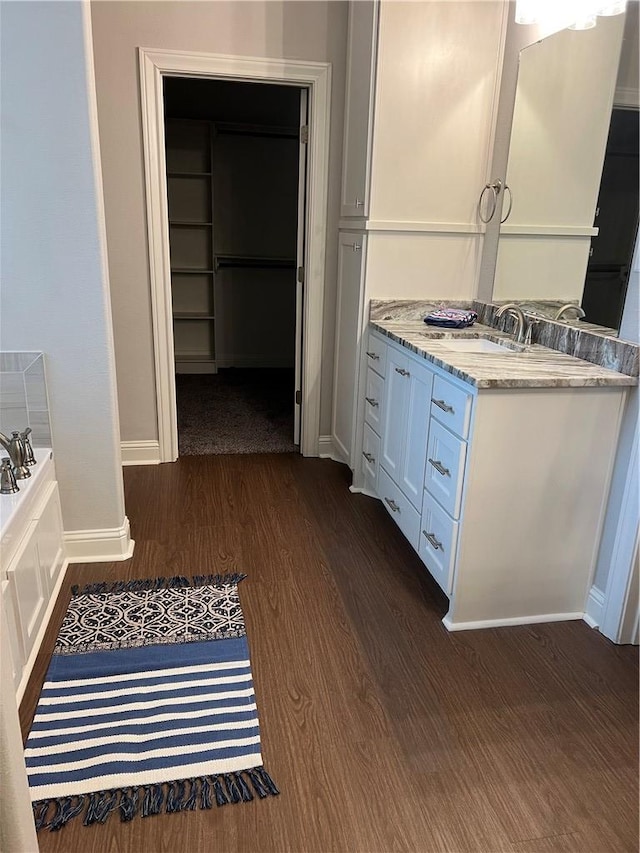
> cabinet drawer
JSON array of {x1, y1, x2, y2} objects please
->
[
  {"x1": 431, "y1": 374, "x2": 473, "y2": 439},
  {"x1": 424, "y1": 419, "x2": 467, "y2": 519},
  {"x1": 364, "y1": 368, "x2": 384, "y2": 433},
  {"x1": 364, "y1": 332, "x2": 387, "y2": 378},
  {"x1": 378, "y1": 466, "x2": 421, "y2": 551},
  {"x1": 418, "y1": 491, "x2": 459, "y2": 595},
  {"x1": 362, "y1": 422, "x2": 380, "y2": 493}
]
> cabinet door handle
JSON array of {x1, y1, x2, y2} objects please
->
[
  {"x1": 428, "y1": 458, "x2": 450, "y2": 477},
  {"x1": 362, "y1": 451, "x2": 375, "y2": 464},
  {"x1": 423, "y1": 530, "x2": 444, "y2": 551},
  {"x1": 384, "y1": 497, "x2": 400, "y2": 513},
  {"x1": 347, "y1": 242, "x2": 361, "y2": 252},
  {"x1": 366, "y1": 351, "x2": 379, "y2": 360},
  {"x1": 432, "y1": 398, "x2": 454, "y2": 414},
  {"x1": 395, "y1": 367, "x2": 410, "y2": 377},
  {"x1": 365, "y1": 396, "x2": 379, "y2": 407},
  {"x1": 355, "y1": 198, "x2": 364, "y2": 208}
]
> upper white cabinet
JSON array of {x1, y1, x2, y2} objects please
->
[
  {"x1": 339, "y1": 0, "x2": 506, "y2": 226},
  {"x1": 341, "y1": 1, "x2": 378, "y2": 219}
]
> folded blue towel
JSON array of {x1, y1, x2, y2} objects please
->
[{"x1": 424, "y1": 308, "x2": 478, "y2": 329}]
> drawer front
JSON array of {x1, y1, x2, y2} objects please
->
[
  {"x1": 365, "y1": 332, "x2": 387, "y2": 378},
  {"x1": 424, "y1": 419, "x2": 467, "y2": 519},
  {"x1": 364, "y1": 368, "x2": 384, "y2": 433},
  {"x1": 378, "y1": 466, "x2": 421, "y2": 551},
  {"x1": 362, "y1": 422, "x2": 380, "y2": 493},
  {"x1": 418, "y1": 491, "x2": 459, "y2": 595},
  {"x1": 431, "y1": 374, "x2": 473, "y2": 439}
]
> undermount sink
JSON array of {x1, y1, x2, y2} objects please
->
[{"x1": 440, "y1": 337, "x2": 522, "y2": 355}]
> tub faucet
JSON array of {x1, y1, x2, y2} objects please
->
[
  {"x1": 495, "y1": 303, "x2": 526, "y2": 343},
  {"x1": 554, "y1": 303, "x2": 586, "y2": 322}
]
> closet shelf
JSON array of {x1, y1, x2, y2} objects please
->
[
  {"x1": 214, "y1": 254, "x2": 296, "y2": 271},
  {"x1": 167, "y1": 171, "x2": 212, "y2": 177},
  {"x1": 173, "y1": 312, "x2": 215, "y2": 320},
  {"x1": 171, "y1": 268, "x2": 215, "y2": 274},
  {"x1": 169, "y1": 220, "x2": 213, "y2": 226}
]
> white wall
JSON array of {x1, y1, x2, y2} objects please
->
[
  {"x1": 0, "y1": 1, "x2": 126, "y2": 536},
  {"x1": 90, "y1": 0, "x2": 348, "y2": 439}
]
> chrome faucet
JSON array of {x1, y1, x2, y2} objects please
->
[
  {"x1": 554, "y1": 303, "x2": 586, "y2": 322},
  {"x1": 495, "y1": 303, "x2": 526, "y2": 343}
]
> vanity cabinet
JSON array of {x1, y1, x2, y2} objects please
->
[{"x1": 364, "y1": 328, "x2": 627, "y2": 630}]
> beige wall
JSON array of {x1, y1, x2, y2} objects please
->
[{"x1": 90, "y1": 0, "x2": 348, "y2": 441}]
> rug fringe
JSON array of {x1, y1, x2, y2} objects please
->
[
  {"x1": 70, "y1": 572, "x2": 247, "y2": 597},
  {"x1": 32, "y1": 767, "x2": 278, "y2": 832}
]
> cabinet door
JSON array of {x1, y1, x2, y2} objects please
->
[
  {"x1": 7, "y1": 520, "x2": 46, "y2": 659},
  {"x1": 341, "y1": 0, "x2": 378, "y2": 218},
  {"x1": 1, "y1": 579, "x2": 25, "y2": 691},
  {"x1": 399, "y1": 360, "x2": 433, "y2": 509},
  {"x1": 36, "y1": 482, "x2": 65, "y2": 595},
  {"x1": 380, "y1": 348, "x2": 410, "y2": 480},
  {"x1": 332, "y1": 232, "x2": 366, "y2": 463}
]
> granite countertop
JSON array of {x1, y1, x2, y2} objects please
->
[{"x1": 371, "y1": 319, "x2": 637, "y2": 389}]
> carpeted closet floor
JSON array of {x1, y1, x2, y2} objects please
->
[{"x1": 176, "y1": 368, "x2": 297, "y2": 455}]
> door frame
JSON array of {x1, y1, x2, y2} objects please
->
[{"x1": 138, "y1": 47, "x2": 331, "y2": 461}]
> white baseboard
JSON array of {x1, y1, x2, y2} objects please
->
[
  {"x1": 349, "y1": 484, "x2": 378, "y2": 499},
  {"x1": 64, "y1": 517, "x2": 135, "y2": 563},
  {"x1": 319, "y1": 434, "x2": 349, "y2": 464},
  {"x1": 16, "y1": 558, "x2": 69, "y2": 705},
  {"x1": 442, "y1": 611, "x2": 584, "y2": 632},
  {"x1": 121, "y1": 440, "x2": 161, "y2": 466},
  {"x1": 583, "y1": 585, "x2": 606, "y2": 629}
]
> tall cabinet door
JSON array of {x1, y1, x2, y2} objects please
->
[
  {"x1": 399, "y1": 361, "x2": 433, "y2": 509},
  {"x1": 332, "y1": 232, "x2": 366, "y2": 462},
  {"x1": 340, "y1": 0, "x2": 378, "y2": 218},
  {"x1": 381, "y1": 348, "x2": 409, "y2": 480}
]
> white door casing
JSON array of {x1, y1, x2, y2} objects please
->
[
  {"x1": 294, "y1": 88, "x2": 309, "y2": 446},
  {"x1": 138, "y1": 48, "x2": 331, "y2": 461}
]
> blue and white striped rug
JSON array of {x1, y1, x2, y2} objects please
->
[{"x1": 25, "y1": 574, "x2": 279, "y2": 832}]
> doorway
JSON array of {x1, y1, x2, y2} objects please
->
[
  {"x1": 582, "y1": 107, "x2": 639, "y2": 329},
  {"x1": 163, "y1": 77, "x2": 305, "y2": 455},
  {"x1": 138, "y1": 49, "x2": 331, "y2": 463}
]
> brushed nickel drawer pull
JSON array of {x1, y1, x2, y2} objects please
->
[
  {"x1": 362, "y1": 451, "x2": 375, "y2": 464},
  {"x1": 366, "y1": 351, "x2": 379, "y2": 360},
  {"x1": 395, "y1": 367, "x2": 410, "y2": 377},
  {"x1": 432, "y1": 398, "x2": 454, "y2": 414},
  {"x1": 428, "y1": 458, "x2": 451, "y2": 477},
  {"x1": 365, "y1": 396, "x2": 379, "y2": 407},
  {"x1": 423, "y1": 530, "x2": 444, "y2": 551},
  {"x1": 384, "y1": 497, "x2": 400, "y2": 513}
]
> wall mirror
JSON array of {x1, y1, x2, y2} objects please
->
[{"x1": 492, "y1": 5, "x2": 639, "y2": 338}]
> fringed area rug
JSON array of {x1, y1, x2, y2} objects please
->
[{"x1": 25, "y1": 574, "x2": 279, "y2": 832}]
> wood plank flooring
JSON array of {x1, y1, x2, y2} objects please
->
[{"x1": 21, "y1": 455, "x2": 639, "y2": 853}]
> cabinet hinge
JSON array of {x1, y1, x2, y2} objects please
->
[
  {"x1": 300, "y1": 125, "x2": 309, "y2": 144},
  {"x1": 295, "y1": 389, "x2": 302, "y2": 405},
  {"x1": 297, "y1": 266, "x2": 305, "y2": 284}
]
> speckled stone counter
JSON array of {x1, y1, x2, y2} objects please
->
[
  {"x1": 370, "y1": 306, "x2": 637, "y2": 389},
  {"x1": 370, "y1": 299, "x2": 639, "y2": 379}
]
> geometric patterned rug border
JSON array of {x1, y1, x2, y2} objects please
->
[{"x1": 24, "y1": 573, "x2": 280, "y2": 832}]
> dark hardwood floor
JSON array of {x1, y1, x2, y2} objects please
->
[{"x1": 21, "y1": 455, "x2": 639, "y2": 852}]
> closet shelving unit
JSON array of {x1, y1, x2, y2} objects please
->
[
  {"x1": 165, "y1": 116, "x2": 299, "y2": 373},
  {"x1": 166, "y1": 119, "x2": 217, "y2": 373}
]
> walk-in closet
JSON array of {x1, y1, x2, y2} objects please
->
[{"x1": 163, "y1": 78, "x2": 304, "y2": 455}]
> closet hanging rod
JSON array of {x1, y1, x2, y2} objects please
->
[
  {"x1": 214, "y1": 254, "x2": 295, "y2": 271},
  {"x1": 214, "y1": 122, "x2": 299, "y2": 140}
]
